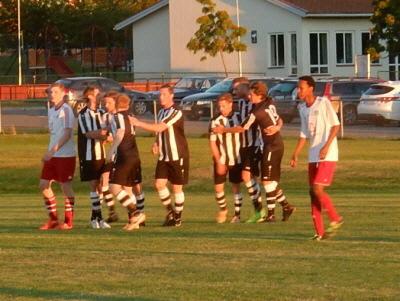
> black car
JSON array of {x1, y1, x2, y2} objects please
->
[
  {"x1": 135, "y1": 76, "x2": 223, "y2": 115},
  {"x1": 181, "y1": 77, "x2": 282, "y2": 120},
  {"x1": 54, "y1": 77, "x2": 149, "y2": 115}
]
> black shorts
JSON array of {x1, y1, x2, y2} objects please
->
[
  {"x1": 240, "y1": 146, "x2": 261, "y2": 177},
  {"x1": 102, "y1": 162, "x2": 113, "y2": 173},
  {"x1": 261, "y1": 147, "x2": 284, "y2": 182},
  {"x1": 79, "y1": 159, "x2": 105, "y2": 182},
  {"x1": 214, "y1": 163, "x2": 242, "y2": 185},
  {"x1": 110, "y1": 157, "x2": 142, "y2": 187},
  {"x1": 155, "y1": 157, "x2": 189, "y2": 185}
]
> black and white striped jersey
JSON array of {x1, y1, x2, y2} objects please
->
[
  {"x1": 78, "y1": 106, "x2": 106, "y2": 161},
  {"x1": 157, "y1": 105, "x2": 188, "y2": 162},
  {"x1": 237, "y1": 98, "x2": 261, "y2": 148},
  {"x1": 209, "y1": 112, "x2": 242, "y2": 166},
  {"x1": 110, "y1": 110, "x2": 139, "y2": 158},
  {"x1": 241, "y1": 101, "x2": 283, "y2": 151}
]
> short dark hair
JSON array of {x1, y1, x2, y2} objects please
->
[
  {"x1": 160, "y1": 84, "x2": 174, "y2": 94},
  {"x1": 232, "y1": 77, "x2": 250, "y2": 87},
  {"x1": 299, "y1": 76, "x2": 315, "y2": 90},
  {"x1": 83, "y1": 86, "x2": 98, "y2": 100}
]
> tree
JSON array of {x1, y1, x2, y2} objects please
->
[
  {"x1": 186, "y1": 0, "x2": 247, "y2": 76},
  {"x1": 369, "y1": 0, "x2": 400, "y2": 60}
]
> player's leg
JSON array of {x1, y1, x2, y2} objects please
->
[
  {"x1": 230, "y1": 183, "x2": 242, "y2": 223},
  {"x1": 171, "y1": 184, "x2": 184, "y2": 227},
  {"x1": 214, "y1": 162, "x2": 228, "y2": 223},
  {"x1": 39, "y1": 178, "x2": 59, "y2": 230},
  {"x1": 155, "y1": 177, "x2": 175, "y2": 226},
  {"x1": 59, "y1": 181, "x2": 75, "y2": 230},
  {"x1": 169, "y1": 157, "x2": 189, "y2": 227},
  {"x1": 101, "y1": 169, "x2": 118, "y2": 223},
  {"x1": 132, "y1": 165, "x2": 145, "y2": 213}
]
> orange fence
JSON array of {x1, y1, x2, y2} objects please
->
[{"x1": 0, "y1": 82, "x2": 174, "y2": 101}]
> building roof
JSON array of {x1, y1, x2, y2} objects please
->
[
  {"x1": 275, "y1": 0, "x2": 374, "y2": 16},
  {"x1": 114, "y1": 0, "x2": 168, "y2": 31},
  {"x1": 114, "y1": 0, "x2": 373, "y2": 31}
]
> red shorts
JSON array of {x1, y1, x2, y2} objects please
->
[
  {"x1": 41, "y1": 157, "x2": 76, "y2": 183},
  {"x1": 308, "y1": 161, "x2": 336, "y2": 186}
]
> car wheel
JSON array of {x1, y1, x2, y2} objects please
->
[
  {"x1": 342, "y1": 105, "x2": 357, "y2": 125},
  {"x1": 133, "y1": 101, "x2": 148, "y2": 115}
]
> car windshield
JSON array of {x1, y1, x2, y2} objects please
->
[
  {"x1": 363, "y1": 85, "x2": 394, "y2": 95},
  {"x1": 268, "y1": 82, "x2": 297, "y2": 96},
  {"x1": 206, "y1": 79, "x2": 233, "y2": 93},
  {"x1": 175, "y1": 78, "x2": 205, "y2": 89},
  {"x1": 56, "y1": 79, "x2": 73, "y2": 88}
]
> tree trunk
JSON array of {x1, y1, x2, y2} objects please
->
[{"x1": 219, "y1": 50, "x2": 228, "y2": 77}]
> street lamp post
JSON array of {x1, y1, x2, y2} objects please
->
[
  {"x1": 236, "y1": 0, "x2": 243, "y2": 76},
  {"x1": 17, "y1": 0, "x2": 22, "y2": 85}
]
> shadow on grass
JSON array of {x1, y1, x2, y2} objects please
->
[{"x1": 0, "y1": 286, "x2": 160, "y2": 301}]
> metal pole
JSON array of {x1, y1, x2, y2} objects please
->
[
  {"x1": 236, "y1": 0, "x2": 243, "y2": 76},
  {"x1": 17, "y1": 0, "x2": 22, "y2": 85},
  {"x1": 340, "y1": 100, "x2": 344, "y2": 138},
  {"x1": 0, "y1": 101, "x2": 2, "y2": 134}
]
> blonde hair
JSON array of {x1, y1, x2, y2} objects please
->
[{"x1": 116, "y1": 93, "x2": 131, "y2": 110}]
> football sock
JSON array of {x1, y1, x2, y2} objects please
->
[
  {"x1": 102, "y1": 186, "x2": 115, "y2": 212},
  {"x1": 233, "y1": 193, "x2": 243, "y2": 216},
  {"x1": 276, "y1": 187, "x2": 289, "y2": 208},
  {"x1": 90, "y1": 192, "x2": 102, "y2": 220},
  {"x1": 158, "y1": 187, "x2": 173, "y2": 212},
  {"x1": 44, "y1": 195, "x2": 57, "y2": 221},
  {"x1": 215, "y1": 191, "x2": 227, "y2": 211},
  {"x1": 116, "y1": 190, "x2": 137, "y2": 214},
  {"x1": 174, "y1": 192, "x2": 185, "y2": 216},
  {"x1": 64, "y1": 196, "x2": 75, "y2": 226},
  {"x1": 136, "y1": 192, "x2": 145, "y2": 212},
  {"x1": 245, "y1": 179, "x2": 262, "y2": 211},
  {"x1": 264, "y1": 181, "x2": 278, "y2": 216}
]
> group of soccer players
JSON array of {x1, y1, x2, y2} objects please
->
[{"x1": 38, "y1": 75, "x2": 343, "y2": 240}]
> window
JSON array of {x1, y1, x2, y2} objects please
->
[
  {"x1": 361, "y1": 32, "x2": 379, "y2": 64},
  {"x1": 389, "y1": 53, "x2": 400, "y2": 80},
  {"x1": 309, "y1": 33, "x2": 328, "y2": 74},
  {"x1": 336, "y1": 32, "x2": 353, "y2": 64},
  {"x1": 270, "y1": 33, "x2": 285, "y2": 67},
  {"x1": 290, "y1": 33, "x2": 297, "y2": 75}
]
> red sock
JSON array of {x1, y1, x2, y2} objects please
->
[
  {"x1": 320, "y1": 193, "x2": 340, "y2": 223},
  {"x1": 44, "y1": 196, "x2": 57, "y2": 221},
  {"x1": 311, "y1": 198, "x2": 324, "y2": 236},
  {"x1": 64, "y1": 197, "x2": 75, "y2": 226}
]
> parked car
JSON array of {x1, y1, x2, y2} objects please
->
[
  {"x1": 181, "y1": 77, "x2": 282, "y2": 120},
  {"x1": 54, "y1": 77, "x2": 149, "y2": 115},
  {"x1": 315, "y1": 78, "x2": 384, "y2": 125},
  {"x1": 268, "y1": 80, "x2": 299, "y2": 123},
  {"x1": 268, "y1": 78, "x2": 383, "y2": 124},
  {"x1": 139, "y1": 76, "x2": 224, "y2": 115},
  {"x1": 358, "y1": 81, "x2": 400, "y2": 125}
]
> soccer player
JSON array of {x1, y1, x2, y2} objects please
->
[
  {"x1": 101, "y1": 91, "x2": 146, "y2": 224},
  {"x1": 209, "y1": 93, "x2": 243, "y2": 223},
  {"x1": 77, "y1": 86, "x2": 110, "y2": 229},
  {"x1": 39, "y1": 83, "x2": 76, "y2": 230},
  {"x1": 290, "y1": 76, "x2": 343, "y2": 240},
  {"x1": 213, "y1": 81, "x2": 295, "y2": 222},
  {"x1": 106, "y1": 93, "x2": 145, "y2": 231},
  {"x1": 232, "y1": 77, "x2": 269, "y2": 222},
  {"x1": 130, "y1": 84, "x2": 189, "y2": 227}
]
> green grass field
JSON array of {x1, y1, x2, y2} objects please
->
[{"x1": 0, "y1": 134, "x2": 399, "y2": 301}]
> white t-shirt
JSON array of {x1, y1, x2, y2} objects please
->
[
  {"x1": 48, "y1": 103, "x2": 76, "y2": 157},
  {"x1": 298, "y1": 96, "x2": 340, "y2": 163}
]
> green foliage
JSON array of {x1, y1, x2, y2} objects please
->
[
  {"x1": 187, "y1": 0, "x2": 247, "y2": 75},
  {"x1": 0, "y1": 0, "x2": 159, "y2": 50},
  {"x1": 369, "y1": 0, "x2": 400, "y2": 60}
]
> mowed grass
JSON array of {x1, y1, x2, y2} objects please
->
[{"x1": 0, "y1": 134, "x2": 399, "y2": 301}]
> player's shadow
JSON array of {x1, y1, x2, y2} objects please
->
[{"x1": 0, "y1": 286, "x2": 161, "y2": 301}]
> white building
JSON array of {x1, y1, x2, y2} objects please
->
[{"x1": 115, "y1": 0, "x2": 398, "y2": 80}]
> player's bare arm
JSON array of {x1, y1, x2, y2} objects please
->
[
  {"x1": 129, "y1": 116, "x2": 168, "y2": 133},
  {"x1": 319, "y1": 124, "x2": 340, "y2": 160},
  {"x1": 264, "y1": 118, "x2": 283, "y2": 136},
  {"x1": 212, "y1": 125, "x2": 244, "y2": 134},
  {"x1": 106, "y1": 129, "x2": 124, "y2": 163},
  {"x1": 42, "y1": 128, "x2": 73, "y2": 162},
  {"x1": 290, "y1": 137, "x2": 307, "y2": 168}
]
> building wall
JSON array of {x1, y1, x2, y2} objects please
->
[
  {"x1": 131, "y1": 6, "x2": 171, "y2": 75},
  {"x1": 300, "y1": 18, "x2": 389, "y2": 78}
]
